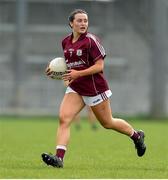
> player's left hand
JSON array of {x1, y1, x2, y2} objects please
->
[{"x1": 62, "y1": 69, "x2": 80, "y2": 84}]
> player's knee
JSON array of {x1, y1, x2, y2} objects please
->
[
  {"x1": 59, "y1": 112, "x2": 72, "y2": 125},
  {"x1": 102, "y1": 123, "x2": 112, "y2": 129},
  {"x1": 59, "y1": 113, "x2": 68, "y2": 123},
  {"x1": 101, "y1": 119, "x2": 115, "y2": 129},
  {"x1": 99, "y1": 120, "x2": 112, "y2": 129}
]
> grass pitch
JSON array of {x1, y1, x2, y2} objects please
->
[{"x1": 0, "y1": 116, "x2": 168, "y2": 178}]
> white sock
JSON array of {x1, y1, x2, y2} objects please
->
[{"x1": 56, "y1": 145, "x2": 67, "y2": 151}]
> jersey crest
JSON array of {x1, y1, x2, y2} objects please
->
[{"x1": 76, "y1": 49, "x2": 82, "y2": 56}]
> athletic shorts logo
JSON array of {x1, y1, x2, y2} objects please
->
[
  {"x1": 93, "y1": 98, "x2": 101, "y2": 104},
  {"x1": 76, "y1": 49, "x2": 82, "y2": 56}
]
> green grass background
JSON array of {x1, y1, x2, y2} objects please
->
[{"x1": 0, "y1": 116, "x2": 168, "y2": 178}]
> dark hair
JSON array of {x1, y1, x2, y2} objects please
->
[{"x1": 68, "y1": 9, "x2": 88, "y2": 24}]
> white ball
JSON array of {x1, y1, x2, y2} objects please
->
[{"x1": 49, "y1": 57, "x2": 67, "y2": 79}]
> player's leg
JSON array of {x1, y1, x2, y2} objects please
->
[
  {"x1": 57, "y1": 92, "x2": 85, "y2": 145},
  {"x1": 91, "y1": 99, "x2": 133, "y2": 135},
  {"x1": 42, "y1": 92, "x2": 85, "y2": 167},
  {"x1": 91, "y1": 99, "x2": 146, "y2": 156}
]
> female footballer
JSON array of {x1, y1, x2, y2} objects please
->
[{"x1": 42, "y1": 9, "x2": 146, "y2": 168}]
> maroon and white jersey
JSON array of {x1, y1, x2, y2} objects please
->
[{"x1": 62, "y1": 32, "x2": 110, "y2": 96}]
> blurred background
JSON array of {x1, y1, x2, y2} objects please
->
[{"x1": 0, "y1": 0, "x2": 167, "y2": 118}]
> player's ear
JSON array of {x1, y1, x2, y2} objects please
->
[{"x1": 69, "y1": 22, "x2": 73, "y2": 28}]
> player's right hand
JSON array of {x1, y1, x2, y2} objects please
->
[{"x1": 45, "y1": 64, "x2": 55, "y2": 79}]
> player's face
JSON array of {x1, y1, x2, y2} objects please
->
[{"x1": 70, "y1": 13, "x2": 88, "y2": 34}]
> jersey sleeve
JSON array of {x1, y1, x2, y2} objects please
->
[{"x1": 89, "y1": 36, "x2": 106, "y2": 62}]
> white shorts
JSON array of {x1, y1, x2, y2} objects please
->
[{"x1": 65, "y1": 86, "x2": 112, "y2": 106}]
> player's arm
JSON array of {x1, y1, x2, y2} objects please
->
[
  {"x1": 62, "y1": 59, "x2": 104, "y2": 82},
  {"x1": 77, "y1": 59, "x2": 104, "y2": 76}
]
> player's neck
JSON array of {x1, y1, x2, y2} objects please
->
[{"x1": 72, "y1": 32, "x2": 81, "y2": 43}]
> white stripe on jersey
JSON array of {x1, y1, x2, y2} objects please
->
[{"x1": 86, "y1": 33, "x2": 106, "y2": 57}]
